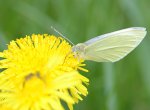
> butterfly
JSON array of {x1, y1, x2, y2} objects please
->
[{"x1": 72, "y1": 27, "x2": 147, "y2": 62}]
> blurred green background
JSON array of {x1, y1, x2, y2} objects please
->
[{"x1": 0, "y1": 0, "x2": 150, "y2": 110}]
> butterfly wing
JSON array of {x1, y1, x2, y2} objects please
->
[{"x1": 82, "y1": 27, "x2": 146, "y2": 62}]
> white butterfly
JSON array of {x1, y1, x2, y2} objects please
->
[{"x1": 72, "y1": 27, "x2": 147, "y2": 62}]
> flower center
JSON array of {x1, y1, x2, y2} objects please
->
[{"x1": 23, "y1": 72, "x2": 47, "y2": 98}]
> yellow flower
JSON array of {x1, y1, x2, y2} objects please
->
[{"x1": 0, "y1": 34, "x2": 89, "y2": 110}]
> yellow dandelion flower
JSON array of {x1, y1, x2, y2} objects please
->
[{"x1": 0, "y1": 34, "x2": 89, "y2": 110}]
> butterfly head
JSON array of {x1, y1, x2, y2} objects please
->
[{"x1": 72, "y1": 43, "x2": 86, "y2": 60}]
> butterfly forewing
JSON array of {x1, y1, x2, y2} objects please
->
[{"x1": 82, "y1": 27, "x2": 146, "y2": 62}]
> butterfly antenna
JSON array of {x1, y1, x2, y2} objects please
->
[{"x1": 51, "y1": 26, "x2": 74, "y2": 46}]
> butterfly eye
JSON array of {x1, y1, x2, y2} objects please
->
[{"x1": 72, "y1": 46, "x2": 76, "y2": 52}]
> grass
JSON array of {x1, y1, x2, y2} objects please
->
[{"x1": 0, "y1": 0, "x2": 150, "y2": 110}]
